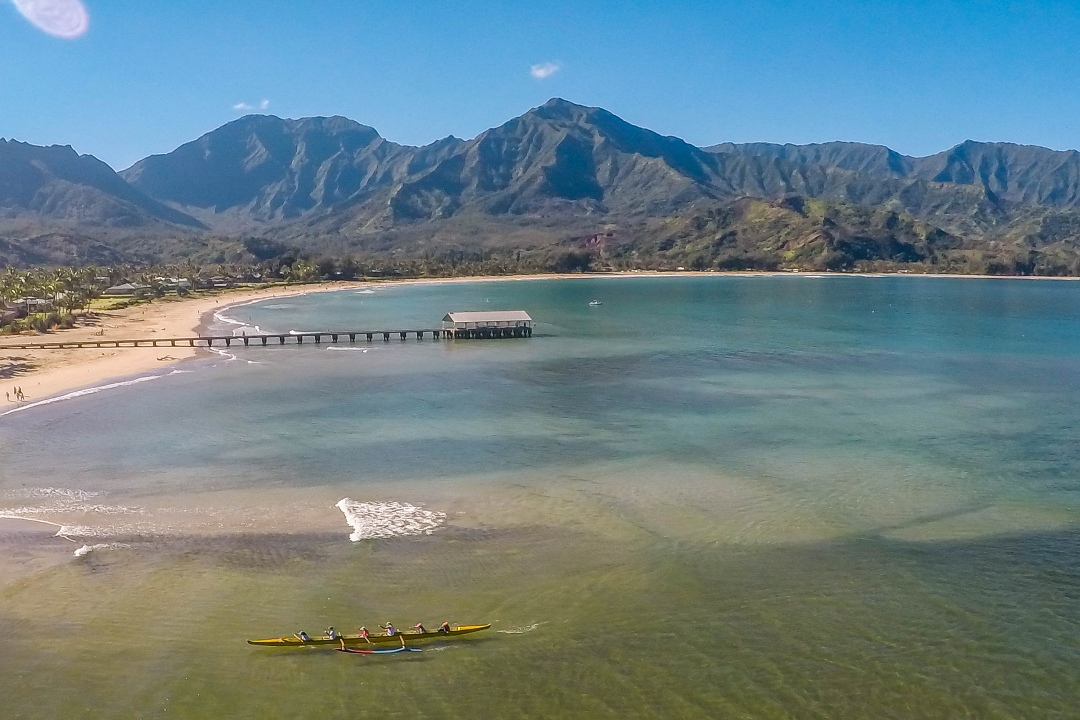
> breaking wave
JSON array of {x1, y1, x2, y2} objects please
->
[
  {"x1": 73, "y1": 542, "x2": 129, "y2": 558},
  {"x1": 335, "y1": 499, "x2": 446, "y2": 541}
]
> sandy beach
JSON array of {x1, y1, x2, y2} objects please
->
[
  {"x1": 0, "y1": 282, "x2": 366, "y2": 405},
  {"x1": 2, "y1": 270, "x2": 1077, "y2": 406}
]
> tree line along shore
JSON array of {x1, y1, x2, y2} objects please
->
[{"x1": 5, "y1": 245, "x2": 1080, "y2": 338}]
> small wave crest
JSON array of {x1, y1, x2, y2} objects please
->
[
  {"x1": 213, "y1": 296, "x2": 278, "y2": 336},
  {"x1": 206, "y1": 346, "x2": 238, "y2": 362},
  {"x1": 2, "y1": 487, "x2": 149, "y2": 541},
  {"x1": 335, "y1": 499, "x2": 446, "y2": 541},
  {"x1": 73, "y1": 542, "x2": 130, "y2": 558},
  {"x1": 0, "y1": 374, "x2": 171, "y2": 417},
  {"x1": 325, "y1": 346, "x2": 373, "y2": 352}
]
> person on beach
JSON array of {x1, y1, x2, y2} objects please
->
[
  {"x1": 438, "y1": 621, "x2": 451, "y2": 634},
  {"x1": 414, "y1": 622, "x2": 427, "y2": 634},
  {"x1": 381, "y1": 622, "x2": 397, "y2": 636}
]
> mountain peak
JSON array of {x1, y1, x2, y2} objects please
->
[
  {"x1": 218, "y1": 113, "x2": 380, "y2": 138},
  {"x1": 540, "y1": 97, "x2": 587, "y2": 109},
  {"x1": 529, "y1": 98, "x2": 600, "y2": 122},
  {"x1": 0, "y1": 138, "x2": 203, "y2": 230}
]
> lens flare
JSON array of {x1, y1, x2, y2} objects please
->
[{"x1": 12, "y1": 0, "x2": 89, "y2": 39}]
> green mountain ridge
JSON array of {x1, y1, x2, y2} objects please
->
[{"x1": 3, "y1": 99, "x2": 1080, "y2": 273}]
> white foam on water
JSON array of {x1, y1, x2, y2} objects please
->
[
  {"x1": 213, "y1": 297, "x2": 278, "y2": 336},
  {"x1": 497, "y1": 622, "x2": 545, "y2": 635},
  {"x1": 206, "y1": 346, "x2": 238, "y2": 362},
  {"x1": 0, "y1": 373, "x2": 171, "y2": 417},
  {"x1": 335, "y1": 499, "x2": 446, "y2": 541},
  {"x1": 54, "y1": 521, "x2": 159, "y2": 539},
  {"x1": 213, "y1": 309, "x2": 254, "y2": 328},
  {"x1": 1, "y1": 487, "x2": 152, "y2": 542},
  {"x1": 4, "y1": 487, "x2": 101, "y2": 502},
  {"x1": 325, "y1": 346, "x2": 373, "y2": 352},
  {"x1": 355, "y1": 289, "x2": 376, "y2": 294},
  {"x1": 4, "y1": 504, "x2": 142, "y2": 518},
  {"x1": 73, "y1": 542, "x2": 130, "y2": 557}
]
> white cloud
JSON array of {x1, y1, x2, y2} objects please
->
[
  {"x1": 12, "y1": 0, "x2": 90, "y2": 39},
  {"x1": 530, "y1": 62, "x2": 561, "y2": 80},
  {"x1": 233, "y1": 99, "x2": 270, "y2": 112}
]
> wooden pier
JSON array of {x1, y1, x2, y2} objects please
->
[{"x1": 0, "y1": 326, "x2": 533, "y2": 351}]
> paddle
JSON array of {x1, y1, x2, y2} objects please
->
[{"x1": 336, "y1": 633, "x2": 421, "y2": 655}]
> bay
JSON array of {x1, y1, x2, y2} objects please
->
[{"x1": 1, "y1": 275, "x2": 1079, "y2": 719}]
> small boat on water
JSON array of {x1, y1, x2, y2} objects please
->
[
  {"x1": 247, "y1": 624, "x2": 490, "y2": 647},
  {"x1": 589, "y1": 300, "x2": 602, "y2": 306}
]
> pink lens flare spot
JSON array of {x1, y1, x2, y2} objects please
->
[{"x1": 13, "y1": 0, "x2": 90, "y2": 40}]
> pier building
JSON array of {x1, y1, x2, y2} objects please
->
[{"x1": 442, "y1": 311, "x2": 533, "y2": 339}]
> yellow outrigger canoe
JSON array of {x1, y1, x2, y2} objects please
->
[{"x1": 247, "y1": 624, "x2": 490, "y2": 647}]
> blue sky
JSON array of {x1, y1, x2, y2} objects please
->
[{"x1": 2, "y1": 0, "x2": 1079, "y2": 169}]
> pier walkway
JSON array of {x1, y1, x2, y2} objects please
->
[{"x1": 0, "y1": 326, "x2": 533, "y2": 351}]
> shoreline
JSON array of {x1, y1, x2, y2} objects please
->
[
  {"x1": 3, "y1": 270, "x2": 1078, "y2": 407},
  {"x1": 0, "y1": 281, "x2": 366, "y2": 407}
]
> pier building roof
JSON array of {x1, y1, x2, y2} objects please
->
[{"x1": 443, "y1": 311, "x2": 532, "y2": 327}]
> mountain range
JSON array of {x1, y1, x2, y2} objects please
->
[{"x1": 4, "y1": 98, "x2": 1080, "y2": 274}]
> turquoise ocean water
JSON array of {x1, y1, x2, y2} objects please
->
[{"x1": 1, "y1": 276, "x2": 1079, "y2": 719}]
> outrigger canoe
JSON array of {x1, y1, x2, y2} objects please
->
[{"x1": 247, "y1": 624, "x2": 490, "y2": 647}]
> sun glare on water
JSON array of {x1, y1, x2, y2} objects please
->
[{"x1": 12, "y1": 0, "x2": 89, "y2": 39}]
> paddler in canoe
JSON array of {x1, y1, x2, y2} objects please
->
[{"x1": 249, "y1": 622, "x2": 490, "y2": 646}]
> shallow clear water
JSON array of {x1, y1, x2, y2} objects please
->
[{"x1": 2, "y1": 276, "x2": 1079, "y2": 719}]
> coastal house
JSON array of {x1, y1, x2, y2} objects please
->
[
  {"x1": 103, "y1": 282, "x2": 150, "y2": 297},
  {"x1": 442, "y1": 310, "x2": 533, "y2": 339},
  {"x1": 207, "y1": 276, "x2": 235, "y2": 289},
  {"x1": 155, "y1": 277, "x2": 192, "y2": 292},
  {"x1": 13, "y1": 297, "x2": 53, "y2": 313}
]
